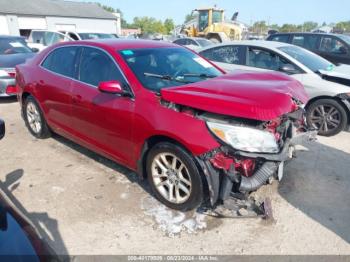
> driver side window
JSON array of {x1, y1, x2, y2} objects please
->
[
  {"x1": 247, "y1": 47, "x2": 290, "y2": 71},
  {"x1": 79, "y1": 47, "x2": 125, "y2": 87}
]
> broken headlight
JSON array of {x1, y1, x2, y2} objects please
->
[{"x1": 207, "y1": 122, "x2": 279, "y2": 153}]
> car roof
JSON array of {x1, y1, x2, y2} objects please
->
[
  {"x1": 199, "y1": 40, "x2": 294, "y2": 51},
  {"x1": 174, "y1": 37, "x2": 208, "y2": 41},
  {"x1": 270, "y1": 32, "x2": 344, "y2": 37},
  {"x1": 58, "y1": 39, "x2": 177, "y2": 51},
  {"x1": 0, "y1": 35, "x2": 25, "y2": 39}
]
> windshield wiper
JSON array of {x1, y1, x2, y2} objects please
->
[
  {"x1": 144, "y1": 72, "x2": 193, "y2": 84},
  {"x1": 182, "y1": 73, "x2": 217, "y2": 79}
]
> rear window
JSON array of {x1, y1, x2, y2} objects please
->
[
  {"x1": 42, "y1": 46, "x2": 79, "y2": 78},
  {"x1": 200, "y1": 45, "x2": 246, "y2": 65},
  {"x1": 0, "y1": 38, "x2": 32, "y2": 55},
  {"x1": 269, "y1": 34, "x2": 290, "y2": 43},
  {"x1": 291, "y1": 35, "x2": 319, "y2": 50}
]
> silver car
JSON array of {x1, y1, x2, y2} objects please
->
[{"x1": 199, "y1": 41, "x2": 350, "y2": 136}]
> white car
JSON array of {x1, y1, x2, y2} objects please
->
[
  {"x1": 173, "y1": 37, "x2": 213, "y2": 51},
  {"x1": 27, "y1": 30, "x2": 74, "y2": 51},
  {"x1": 199, "y1": 41, "x2": 350, "y2": 136},
  {"x1": 59, "y1": 31, "x2": 118, "y2": 41}
]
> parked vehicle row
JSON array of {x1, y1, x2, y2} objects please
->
[
  {"x1": 27, "y1": 30, "x2": 118, "y2": 51},
  {"x1": 0, "y1": 36, "x2": 35, "y2": 96},
  {"x1": 15, "y1": 39, "x2": 317, "y2": 211},
  {"x1": 267, "y1": 32, "x2": 350, "y2": 65},
  {"x1": 199, "y1": 41, "x2": 350, "y2": 136}
]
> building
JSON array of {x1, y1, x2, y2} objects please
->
[{"x1": 0, "y1": 0, "x2": 121, "y2": 37}]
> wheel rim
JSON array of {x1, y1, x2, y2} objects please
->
[
  {"x1": 26, "y1": 102, "x2": 42, "y2": 134},
  {"x1": 151, "y1": 153, "x2": 192, "y2": 204},
  {"x1": 310, "y1": 104, "x2": 341, "y2": 133}
]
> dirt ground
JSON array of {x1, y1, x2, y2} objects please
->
[{"x1": 0, "y1": 98, "x2": 350, "y2": 255}]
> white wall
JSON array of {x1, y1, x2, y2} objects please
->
[
  {"x1": 6, "y1": 15, "x2": 20, "y2": 36},
  {"x1": 0, "y1": 15, "x2": 9, "y2": 35},
  {"x1": 46, "y1": 16, "x2": 118, "y2": 34}
]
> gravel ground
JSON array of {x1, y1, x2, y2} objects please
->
[{"x1": 0, "y1": 98, "x2": 350, "y2": 255}]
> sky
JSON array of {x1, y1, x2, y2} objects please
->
[{"x1": 77, "y1": 0, "x2": 350, "y2": 26}]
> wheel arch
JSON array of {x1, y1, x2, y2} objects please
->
[{"x1": 137, "y1": 135, "x2": 193, "y2": 179}]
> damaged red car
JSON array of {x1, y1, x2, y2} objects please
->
[{"x1": 16, "y1": 40, "x2": 316, "y2": 211}]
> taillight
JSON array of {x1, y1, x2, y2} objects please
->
[{"x1": 6, "y1": 85, "x2": 18, "y2": 95}]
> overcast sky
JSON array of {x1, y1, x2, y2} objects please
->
[{"x1": 78, "y1": 0, "x2": 349, "y2": 25}]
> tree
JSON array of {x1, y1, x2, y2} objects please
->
[
  {"x1": 302, "y1": 21, "x2": 318, "y2": 32},
  {"x1": 185, "y1": 13, "x2": 196, "y2": 23},
  {"x1": 164, "y1": 18, "x2": 175, "y2": 34},
  {"x1": 95, "y1": 3, "x2": 129, "y2": 28},
  {"x1": 251, "y1": 21, "x2": 268, "y2": 34},
  {"x1": 279, "y1": 24, "x2": 299, "y2": 32},
  {"x1": 132, "y1": 17, "x2": 166, "y2": 34}
]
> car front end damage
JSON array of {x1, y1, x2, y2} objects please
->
[{"x1": 195, "y1": 104, "x2": 317, "y2": 218}]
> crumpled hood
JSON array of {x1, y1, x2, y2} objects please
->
[{"x1": 161, "y1": 70, "x2": 308, "y2": 121}]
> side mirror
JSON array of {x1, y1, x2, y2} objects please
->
[
  {"x1": 98, "y1": 81, "x2": 125, "y2": 95},
  {"x1": 31, "y1": 48, "x2": 39, "y2": 53},
  {"x1": 280, "y1": 64, "x2": 299, "y2": 75},
  {"x1": 0, "y1": 119, "x2": 5, "y2": 140}
]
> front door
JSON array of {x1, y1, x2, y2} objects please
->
[{"x1": 71, "y1": 46, "x2": 135, "y2": 164}]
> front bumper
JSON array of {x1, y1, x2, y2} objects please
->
[
  {"x1": 0, "y1": 77, "x2": 16, "y2": 97},
  {"x1": 197, "y1": 129, "x2": 318, "y2": 206}
]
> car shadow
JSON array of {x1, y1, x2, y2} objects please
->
[
  {"x1": 0, "y1": 97, "x2": 17, "y2": 104},
  {"x1": 279, "y1": 141, "x2": 350, "y2": 243},
  {"x1": 52, "y1": 133, "x2": 151, "y2": 195},
  {"x1": 0, "y1": 169, "x2": 69, "y2": 257}
]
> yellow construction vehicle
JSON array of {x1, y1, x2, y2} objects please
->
[{"x1": 181, "y1": 7, "x2": 242, "y2": 43}]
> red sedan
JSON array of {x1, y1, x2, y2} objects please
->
[{"x1": 16, "y1": 40, "x2": 315, "y2": 211}]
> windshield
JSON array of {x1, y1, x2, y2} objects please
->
[
  {"x1": 79, "y1": 33, "x2": 116, "y2": 40},
  {"x1": 279, "y1": 45, "x2": 334, "y2": 72},
  {"x1": 338, "y1": 34, "x2": 350, "y2": 45},
  {"x1": 0, "y1": 38, "x2": 32, "y2": 55},
  {"x1": 120, "y1": 47, "x2": 222, "y2": 92},
  {"x1": 197, "y1": 39, "x2": 213, "y2": 47}
]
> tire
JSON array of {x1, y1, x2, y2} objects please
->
[
  {"x1": 23, "y1": 96, "x2": 51, "y2": 139},
  {"x1": 306, "y1": 98, "x2": 348, "y2": 137},
  {"x1": 146, "y1": 142, "x2": 204, "y2": 211}
]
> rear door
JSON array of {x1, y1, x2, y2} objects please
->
[
  {"x1": 199, "y1": 45, "x2": 247, "y2": 72},
  {"x1": 290, "y1": 34, "x2": 320, "y2": 52},
  {"x1": 39, "y1": 46, "x2": 80, "y2": 132},
  {"x1": 71, "y1": 46, "x2": 135, "y2": 164}
]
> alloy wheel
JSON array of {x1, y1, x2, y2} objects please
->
[
  {"x1": 151, "y1": 153, "x2": 192, "y2": 204},
  {"x1": 26, "y1": 102, "x2": 42, "y2": 134},
  {"x1": 310, "y1": 104, "x2": 341, "y2": 133}
]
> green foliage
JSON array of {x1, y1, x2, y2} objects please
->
[
  {"x1": 335, "y1": 21, "x2": 350, "y2": 33},
  {"x1": 185, "y1": 13, "x2": 196, "y2": 23},
  {"x1": 251, "y1": 21, "x2": 268, "y2": 34}
]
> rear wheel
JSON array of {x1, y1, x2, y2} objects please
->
[
  {"x1": 24, "y1": 96, "x2": 51, "y2": 139},
  {"x1": 146, "y1": 142, "x2": 203, "y2": 211},
  {"x1": 306, "y1": 99, "x2": 348, "y2": 137}
]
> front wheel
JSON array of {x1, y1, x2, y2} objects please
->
[
  {"x1": 306, "y1": 99, "x2": 348, "y2": 137},
  {"x1": 146, "y1": 142, "x2": 204, "y2": 211}
]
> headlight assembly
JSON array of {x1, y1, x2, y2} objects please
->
[{"x1": 207, "y1": 122, "x2": 279, "y2": 153}]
